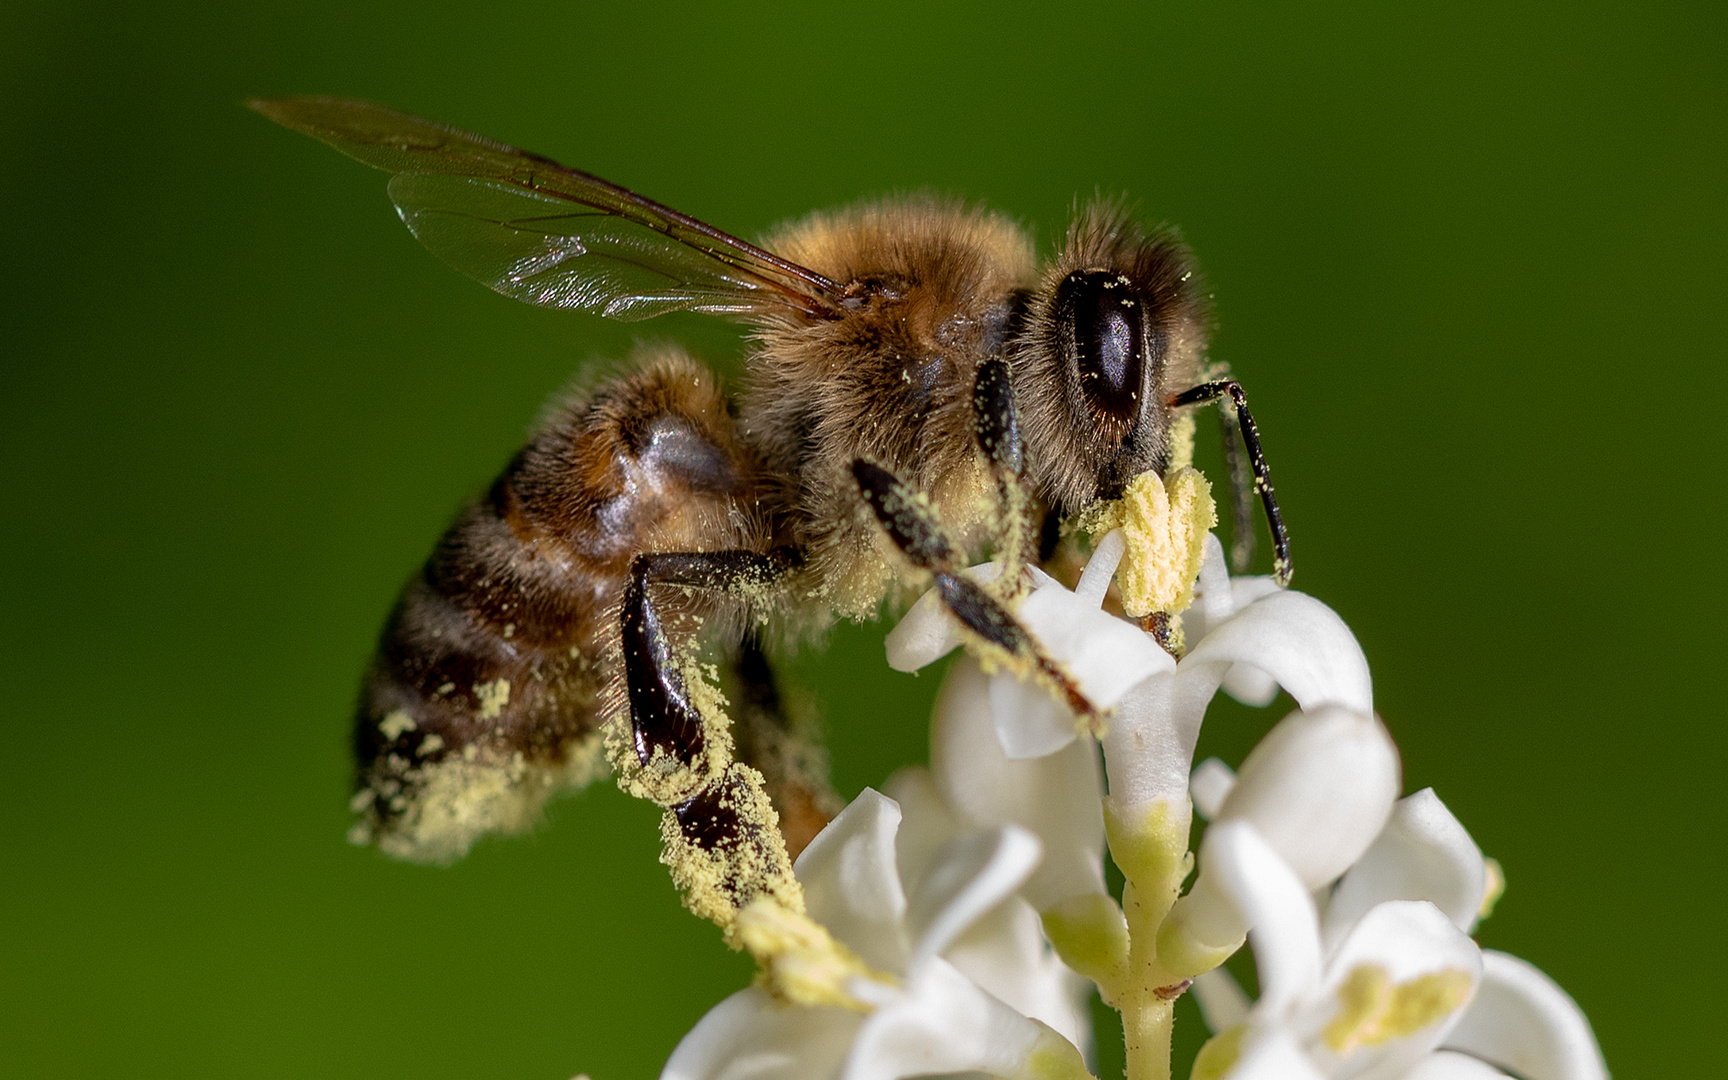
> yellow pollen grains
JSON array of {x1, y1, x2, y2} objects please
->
[
  {"x1": 734, "y1": 897, "x2": 894, "y2": 1010},
  {"x1": 475, "y1": 678, "x2": 511, "y2": 719},
  {"x1": 600, "y1": 635, "x2": 809, "y2": 967},
  {"x1": 1321, "y1": 963, "x2": 1474, "y2": 1055},
  {"x1": 1077, "y1": 467, "x2": 1217, "y2": 619},
  {"x1": 378, "y1": 709, "x2": 416, "y2": 740},
  {"x1": 657, "y1": 763, "x2": 802, "y2": 935}
]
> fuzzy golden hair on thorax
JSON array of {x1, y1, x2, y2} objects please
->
[
  {"x1": 740, "y1": 200, "x2": 1037, "y2": 619},
  {"x1": 763, "y1": 197, "x2": 1034, "y2": 302}
]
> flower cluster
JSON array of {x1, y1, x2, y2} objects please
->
[{"x1": 659, "y1": 532, "x2": 1608, "y2": 1080}]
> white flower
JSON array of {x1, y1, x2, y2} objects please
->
[
  {"x1": 1159, "y1": 703, "x2": 1402, "y2": 974},
  {"x1": 890, "y1": 534, "x2": 1395, "y2": 923},
  {"x1": 1188, "y1": 787, "x2": 1608, "y2": 1080},
  {"x1": 1184, "y1": 820, "x2": 1483, "y2": 1080},
  {"x1": 659, "y1": 525, "x2": 1606, "y2": 1080},
  {"x1": 927, "y1": 657, "x2": 1110, "y2": 912},
  {"x1": 661, "y1": 785, "x2": 1092, "y2": 1080}
]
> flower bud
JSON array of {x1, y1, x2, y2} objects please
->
[{"x1": 1215, "y1": 705, "x2": 1401, "y2": 889}]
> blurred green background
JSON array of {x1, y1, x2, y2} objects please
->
[{"x1": 3, "y1": 1, "x2": 1722, "y2": 1077}]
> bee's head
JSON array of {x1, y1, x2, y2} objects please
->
[{"x1": 1009, "y1": 205, "x2": 1209, "y2": 516}]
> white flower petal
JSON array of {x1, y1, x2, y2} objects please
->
[
  {"x1": 1404, "y1": 1051, "x2": 1516, "y2": 1080},
  {"x1": 792, "y1": 788, "x2": 910, "y2": 973},
  {"x1": 988, "y1": 668, "x2": 1079, "y2": 757},
  {"x1": 1074, "y1": 529, "x2": 1127, "y2": 606},
  {"x1": 1323, "y1": 789, "x2": 1486, "y2": 950},
  {"x1": 1017, "y1": 582, "x2": 1172, "y2": 709},
  {"x1": 841, "y1": 957, "x2": 1052, "y2": 1080},
  {"x1": 1443, "y1": 951, "x2": 1608, "y2": 1080},
  {"x1": 1185, "y1": 590, "x2": 1373, "y2": 715},
  {"x1": 1324, "y1": 900, "x2": 1482, "y2": 996},
  {"x1": 943, "y1": 894, "x2": 1095, "y2": 1050},
  {"x1": 1231, "y1": 576, "x2": 1284, "y2": 609},
  {"x1": 661, "y1": 986, "x2": 860, "y2": 1080},
  {"x1": 1215, "y1": 706, "x2": 1401, "y2": 889},
  {"x1": 882, "y1": 584, "x2": 962, "y2": 673},
  {"x1": 903, "y1": 825, "x2": 1042, "y2": 967},
  {"x1": 1193, "y1": 966, "x2": 1252, "y2": 1032},
  {"x1": 1228, "y1": 1029, "x2": 1331, "y2": 1080},
  {"x1": 1200, "y1": 821, "x2": 1323, "y2": 1015},
  {"x1": 1302, "y1": 901, "x2": 1482, "y2": 1080},
  {"x1": 1191, "y1": 757, "x2": 1237, "y2": 821},
  {"x1": 1101, "y1": 663, "x2": 1227, "y2": 807},
  {"x1": 1192, "y1": 532, "x2": 1235, "y2": 627},
  {"x1": 879, "y1": 767, "x2": 962, "y2": 899},
  {"x1": 933, "y1": 659, "x2": 1108, "y2": 909},
  {"x1": 1221, "y1": 662, "x2": 1281, "y2": 708},
  {"x1": 883, "y1": 563, "x2": 1002, "y2": 673}
]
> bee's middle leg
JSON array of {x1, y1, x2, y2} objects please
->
[
  {"x1": 972, "y1": 357, "x2": 1035, "y2": 582},
  {"x1": 850, "y1": 458, "x2": 1104, "y2": 726}
]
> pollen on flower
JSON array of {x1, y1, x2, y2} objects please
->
[
  {"x1": 734, "y1": 897, "x2": 893, "y2": 1011},
  {"x1": 1321, "y1": 963, "x2": 1474, "y2": 1054},
  {"x1": 1118, "y1": 468, "x2": 1216, "y2": 618},
  {"x1": 1074, "y1": 467, "x2": 1216, "y2": 618}
]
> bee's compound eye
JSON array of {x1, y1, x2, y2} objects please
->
[{"x1": 1057, "y1": 269, "x2": 1147, "y2": 424}]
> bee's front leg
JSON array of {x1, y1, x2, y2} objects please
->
[
  {"x1": 1170, "y1": 379, "x2": 1292, "y2": 585},
  {"x1": 851, "y1": 459, "x2": 1104, "y2": 727}
]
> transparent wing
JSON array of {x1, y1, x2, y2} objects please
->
[{"x1": 251, "y1": 96, "x2": 840, "y2": 322}]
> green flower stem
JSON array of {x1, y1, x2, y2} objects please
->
[
  {"x1": 1106, "y1": 796, "x2": 1199, "y2": 1080},
  {"x1": 1122, "y1": 996, "x2": 1177, "y2": 1080}
]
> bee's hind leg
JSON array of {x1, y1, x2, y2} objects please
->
[
  {"x1": 728, "y1": 634, "x2": 839, "y2": 860},
  {"x1": 620, "y1": 547, "x2": 836, "y2": 886},
  {"x1": 851, "y1": 459, "x2": 1104, "y2": 727}
]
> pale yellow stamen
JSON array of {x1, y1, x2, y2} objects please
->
[
  {"x1": 1322, "y1": 963, "x2": 1474, "y2": 1054},
  {"x1": 1480, "y1": 857, "x2": 1505, "y2": 920},
  {"x1": 1074, "y1": 467, "x2": 1217, "y2": 619}
]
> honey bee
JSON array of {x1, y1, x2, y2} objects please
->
[{"x1": 252, "y1": 97, "x2": 1289, "y2": 876}]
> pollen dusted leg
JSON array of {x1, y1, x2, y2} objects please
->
[
  {"x1": 621, "y1": 548, "x2": 800, "y2": 772},
  {"x1": 619, "y1": 546, "x2": 826, "y2": 924},
  {"x1": 729, "y1": 635, "x2": 838, "y2": 860},
  {"x1": 1170, "y1": 379, "x2": 1293, "y2": 585},
  {"x1": 972, "y1": 357, "x2": 1036, "y2": 585},
  {"x1": 850, "y1": 458, "x2": 1103, "y2": 726}
]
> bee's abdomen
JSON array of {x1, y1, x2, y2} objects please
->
[
  {"x1": 348, "y1": 350, "x2": 768, "y2": 864},
  {"x1": 349, "y1": 503, "x2": 611, "y2": 864}
]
